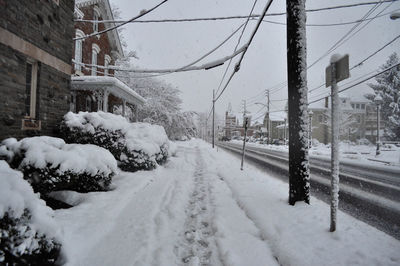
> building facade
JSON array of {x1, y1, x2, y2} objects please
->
[
  {"x1": 0, "y1": 0, "x2": 74, "y2": 140},
  {"x1": 309, "y1": 96, "x2": 384, "y2": 144},
  {"x1": 72, "y1": 0, "x2": 145, "y2": 120}
]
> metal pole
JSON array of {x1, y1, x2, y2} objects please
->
[
  {"x1": 241, "y1": 119, "x2": 248, "y2": 170},
  {"x1": 309, "y1": 114, "x2": 312, "y2": 148},
  {"x1": 376, "y1": 104, "x2": 381, "y2": 155},
  {"x1": 284, "y1": 118, "x2": 287, "y2": 145},
  {"x1": 212, "y1": 90, "x2": 215, "y2": 149},
  {"x1": 267, "y1": 89, "x2": 270, "y2": 144},
  {"x1": 330, "y1": 61, "x2": 340, "y2": 232}
]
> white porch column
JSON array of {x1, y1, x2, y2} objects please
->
[
  {"x1": 122, "y1": 100, "x2": 126, "y2": 117},
  {"x1": 103, "y1": 90, "x2": 109, "y2": 112}
]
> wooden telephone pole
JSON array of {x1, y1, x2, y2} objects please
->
[{"x1": 286, "y1": 0, "x2": 310, "y2": 205}]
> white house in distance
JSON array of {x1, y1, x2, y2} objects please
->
[{"x1": 71, "y1": 0, "x2": 145, "y2": 121}]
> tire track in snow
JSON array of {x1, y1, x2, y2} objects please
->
[{"x1": 176, "y1": 147, "x2": 222, "y2": 266}]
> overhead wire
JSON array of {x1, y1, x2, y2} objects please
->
[
  {"x1": 74, "y1": 0, "x2": 168, "y2": 41},
  {"x1": 75, "y1": 0, "x2": 398, "y2": 24},
  {"x1": 308, "y1": 62, "x2": 400, "y2": 105},
  {"x1": 214, "y1": 0, "x2": 275, "y2": 102},
  {"x1": 214, "y1": 0, "x2": 259, "y2": 97}
]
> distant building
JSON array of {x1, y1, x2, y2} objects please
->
[
  {"x1": 72, "y1": 0, "x2": 145, "y2": 121},
  {"x1": 309, "y1": 94, "x2": 384, "y2": 144},
  {"x1": 0, "y1": 0, "x2": 74, "y2": 140},
  {"x1": 263, "y1": 112, "x2": 287, "y2": 140}
]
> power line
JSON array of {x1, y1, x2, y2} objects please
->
[
  {"x1": 309, "y1": 32, "x2": 400, "y2": 94},
  {"x1": 215, "y1": 0, "x2": 275, "y2": 102},
  {"x1": 257, "y1": 9, "x2": 400, "y2": 27},
  {"x1": 307, "y1": 1, "x2": 384, "y2": 70},
  {"x1": 308, "y1": 62, "x2": 400, "y2": 105},
  {"x1": 263, "y1": 1, "x2": 392, "y2": 99},
  {"x1": 215, "y1": 0, "x2": 259, "y2": 97},
  {"x1": 74, "y1": 45, "x2": 246, "y2": 73},
  {"x1": 75, "y1": 1, "x2": 398, "y2": 24},
  {"x1": 73, "y1": 0, "x2": 168, "y2": 41}
]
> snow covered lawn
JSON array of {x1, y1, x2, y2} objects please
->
[{"x1": 55, "y1": 139, "x2": 399, "y2": 266}]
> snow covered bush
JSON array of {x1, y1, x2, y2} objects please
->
[
  {"x1": 0, "y1": 136, "x2": 117, "y2": 195},
  {"x1": 61, "y1": 112, "x2": 170, "y2": 172},
  {"x1": 0, "y1": 161, "x2": 61, "y2": 264}
]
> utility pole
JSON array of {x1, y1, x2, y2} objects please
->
[
  {"x1": 212, "y1": 90, "x2": 215, "y2": 149},
  {"x1": 241, "y1": 116, "x2": 250, "y2": 170},
  {"x1": 266, "y1": 89, "x2": 270, "y2": 144},
  {"x1": 286, "y1": 0, "x2": 310, "y2": 205}
]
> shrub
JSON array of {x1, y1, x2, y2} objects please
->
[
  {"x1": 0, "y1": 136, "x2": 118, "y2": 195},
  {"x1": 0, "y1": 161, "x2": 61, "y2": 264},
  {"x1": 61, "y1": 112, "x2": 170, "y2": 172}
]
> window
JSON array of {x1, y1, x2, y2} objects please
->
[
  {"x1": 351, "y1": 104, "x2": 355, "y2": 109},
  {"x1": 25, "y1": 60, "x2": 39, "y2": 118},
  {"x1": 91, "y1": 44, "x2": 100, "y2": 76},
  {"x1": 104, "y1": 54, "x2": 111, "y2": 76},
  {"x1": 361, "y1": 104, "x2": 365, "y2": 109},
  {"x1": 355, "y1": 104, "x2": 360, "y2": 109},
  {"x1": 93, "y1": 11, "x2": 99, "y2": 33},
  {"x1": 74, "y1": 30, "x2": 85, "y2": 72},
  {"x1": 86, "y1": 96, "x2": 92, "y2": 111},
  {"x1": 357, "y1": 115, "x2": 361, "y2": 123},
  {"x1": 318, "y1": 114, "x2": 323, "y2": 123}
]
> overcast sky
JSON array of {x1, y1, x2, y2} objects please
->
[{"x1": 111, "y1": 0, "x2": 400, "y2": 122}]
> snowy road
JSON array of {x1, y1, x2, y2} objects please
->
[{"x1": 54, "y1": 140, "x2": 399, "y2": 266}]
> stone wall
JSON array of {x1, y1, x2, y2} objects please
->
[
  {"x1": 0, "y1": 0, "x2": 73, "y2": 140},
  {"x1": 0, "y1": 0, "x2": 74, "y2": 64}
]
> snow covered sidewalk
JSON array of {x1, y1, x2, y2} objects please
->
[{"x1": 55, "y1": 139, "x2": 400, "y2": 266}]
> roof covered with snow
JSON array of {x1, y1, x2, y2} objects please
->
[{"x1": 72, "y1": 76, "x2": 146, "y2": 106}]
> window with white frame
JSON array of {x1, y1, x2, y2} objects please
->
[
  {"x1": 93, "y1": 7, "x2": 100, "y2": 33},
  {"x1": 91, "y1": 43, "x2": 100, "y2": 76},
  {"x1": 74, "y1": 30, "x2": 85, "y2": 72},
  {"x1": 25, "y1": 60, "x2": 39, "y2": 118},
  {"x1": 104, "y1": 54, "x2": 111, "y2": 76}
]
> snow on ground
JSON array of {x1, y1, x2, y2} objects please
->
[
  {"x1": 230, "y1": 139, "x2": 400, "y2": 168},
  {"x1": 55, "y1": 139, "x2": 399, "y2": 266}
]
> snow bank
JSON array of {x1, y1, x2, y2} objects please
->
[
  {"x1": 62, "y1": 112, "x2": 170, "y2": 171},
  {"x1": 0, "y1": 160, "x2": 61, "y2": 263},
  {"x1": 0, "y1": 136, "x2": 118, "y2": 194}
]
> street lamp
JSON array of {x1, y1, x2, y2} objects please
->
[
  {"x1": 374, "y1": 94, "x2": 383, "y2": 156},
  {"x1": 308, "y1": 110, "x2": 313, "y2": 148}
]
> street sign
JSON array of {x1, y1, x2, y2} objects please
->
[
  {"x1": 325, "y1": 54, "x2": 349, "y2": 87},
  {"x1": 243, "y1": 116, "x2": 251, "y2": 128}
]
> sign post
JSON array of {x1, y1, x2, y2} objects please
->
[
  {"x1": 241, "y1": 116, "x2": 251, "y2": 170},
  {"x1": 326, "y1": 54, "x2": 349, "y2": 232}
]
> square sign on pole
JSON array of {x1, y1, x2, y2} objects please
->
[
  {"x1": 243, "y1": 116, "x2": 251, "y2": 129},
  {"x1": 325, "y1": 54, "x2": 349, "y2": 88}
]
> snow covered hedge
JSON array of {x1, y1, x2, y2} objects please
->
[
  {"x1": 0, "y1": 136, "x2": 118, "y2": 195},
  {"x1": 0, "y1": 161, "x2": 61, "y2": 264},
  {"x1": 60, "y1": 112, "x2": 170, "y2": 172}
]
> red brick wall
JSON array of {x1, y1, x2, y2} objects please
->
[{"x1": 73, "y1": 5, "x2": 115, "y2": 76}]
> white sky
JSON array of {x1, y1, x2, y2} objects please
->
[{"x1": 110, "y1": 0, "x2": 400, "y2": 122}]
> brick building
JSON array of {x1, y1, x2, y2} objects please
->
[
  {"x1": 0, "y1": 0, "x2": 74, "y2": 140},
  {"x1": 72, "y1": 0, "x2": 145, "y2": 120}
]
